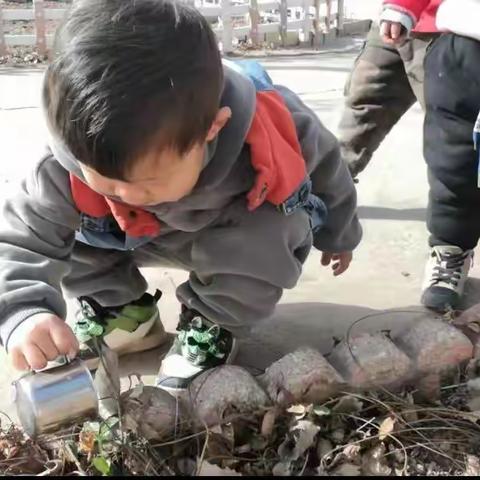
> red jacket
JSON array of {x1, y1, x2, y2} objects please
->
[{"x1": 382, "y1": 0, "x2": 442, "y2": 33}]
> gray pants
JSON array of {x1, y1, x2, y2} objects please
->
[
  {"x1": 339, "y1": 23, "x2": 438, "y2": 177},
  {"x1": 62, "y1": 201, "x2": 313, "y2": 337}
]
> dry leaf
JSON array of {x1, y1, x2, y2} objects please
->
[
  {"x1": 468, "y1": 378, "x2": 480, "y2": 393},
  {"x1": 461, "y1": 411, "x2": 480, "y2": 424},
  {"x1": 292, "y1": 420, "x2": 321, "y2": 458},
  {"x1": 210, "y1": 425, "x2": 223, "y2": 435},
  {"x1": 313, "y1": 405, "x2": 331, "y2": 417},
  {"x1": 332, "y1": 462, "x2": 361, "y2": 476},
  {"x1": 332, "y1": 396, "x2": 363, "y2": 414},
  {"x1": 197, "y1": 461, "x2": 241, "y2": 476},
  {"x1": 279, "y1": 420, "x2": 320, "y2": 464},
  {"x1": 343, "y1": 443, "x2": 361, "y2": 461},
  {"x1": 78, "y1": 430, "x2": 96, "y2": 455},
  {"x1": 378, "y1": 416, "x2": 396, "y2": 440},
  {"x1": 466, "y1": 455, "x2": 480, "y2": 476},
  {"x1": 362, "y1": 444, "x2": 391, "y2": 476},
  {"x1": 272, "y1": 461, "x2": 292, "y2": 476},
  {"x1": 287, "y1": 404, "x2": 309, "y2": 417}
]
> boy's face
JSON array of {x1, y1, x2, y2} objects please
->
[{"x1": 79, "y1": 107, "x2": 231, "y2": 207}]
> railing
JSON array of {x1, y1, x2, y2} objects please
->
[{"x1": 0, "y1": 0, "x2": 344, "y2": 56}]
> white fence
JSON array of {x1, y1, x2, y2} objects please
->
[{"x1": 0, "y1": 0, "x2": 345, "y2": 55}]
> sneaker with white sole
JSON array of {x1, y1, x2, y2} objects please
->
[
  {"x1": 156, "y1": 309, "x2": 237, "y2": 394},
  {"x1": 421, "y1": 246, "x2": 474, "y2": 311},
  {"x1": 74, "y1": 290, "x2": 167, "y2": 370}
]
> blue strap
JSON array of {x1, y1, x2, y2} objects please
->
[
  {"x1": 474, "y1": 111, "x2": 480, "y2": 188},
  {"x1": 223, "y1": 58, "x2": 274, "y2": 92}
]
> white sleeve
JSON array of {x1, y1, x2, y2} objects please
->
[
  {"x1": 437, "y1": 0, "x2": 480, "y2": 42},
  {"x1": 379, "y1": 6, "x2": 414, "y2": 33}
]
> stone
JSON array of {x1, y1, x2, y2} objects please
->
[
  {"x1": 259, "y1": 347, "x2": 344, "y2": 405},
  {"x1": 328, "y1": 333, "x2": 412, "y2": 388},
  {"x1": 395, "y1": 316, "x2": 473, "y2": 373},
  {"x1": 121, "y1": 385, "x2": 181, "y2": 441},
  {"x1": 453, "y1": 305, "x2": 480, "y2": 356},
  {"x1": 188, "y1": 366, "x2": 270, "y2": 426}
]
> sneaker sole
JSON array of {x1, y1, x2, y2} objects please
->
[
  {"x1": 421, "y1": 287, "x2": 461, "y2": 312},
  {"x1": 83, "y1": 317, "x2": 169, "y2": 371},
  {"x1": 156, "y1": 338, "x2": 240, "y2": 397}
]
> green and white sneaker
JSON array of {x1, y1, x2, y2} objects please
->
[
  {"x1": 156, "y1": 310, "x2": 237, "y2": 394},
  {"x1": 74, "y1": 290, "x2": 167, "y2": 370}
]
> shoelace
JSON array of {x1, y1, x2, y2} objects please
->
[
  {"x1": 431, "y1": 251, "x2": 470, "y2": 287},
  {"x1": 180, "y1": 319, "x2": 226, "y2": 364},
  {"x1": 74, "y1": 298, "x2": 136, "y2": 342}
]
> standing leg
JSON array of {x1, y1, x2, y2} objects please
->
[
  {"x1": 338, "y1": 23, "x2": 417, "y2": 177},
  {"x1": 422, "y1": 33, "x2": 480, "y2": 310}
]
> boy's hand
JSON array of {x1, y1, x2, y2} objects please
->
[
  {"x1": 321, "y1": 251, "x2": 353, "y2": 276},
  {"x1": 380, "y1": 20, "x2": 408, "y2": 45},
  {"x1": 8, "y1": 314, "x2": 79, "y2": 371}
]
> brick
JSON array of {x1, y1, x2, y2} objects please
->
[
  {"x1": 259, "y1": 347, "x2": 345, "y2": 405},
  {"x1": 328, "y1": 333, "x2": 412, "y2": 388},
  {"x1": 395, "y1": 316, "x2": 474, "y2": 373},
  {"x1": 188, "y1": 366, "x2": 270, "y2": 426}
]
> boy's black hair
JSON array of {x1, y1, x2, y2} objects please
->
[{"x1": 44, "y1": 0, "x2": 223, "y2": 179}]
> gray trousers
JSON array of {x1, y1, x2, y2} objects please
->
[
  {"x1": 338, "y1": 23, "x2": 439, "y2": 177},
  {"x1": 62, "y1": 201, "x2": 313, "y2": 336}
]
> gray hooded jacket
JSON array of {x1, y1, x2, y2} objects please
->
[{"x1": 0, "y1": 63, "x2": 361, "y2": 346}]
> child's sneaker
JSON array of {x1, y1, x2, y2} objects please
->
[
  {"x1": 74, "y1": 290, "x2": 167, "y2": 370},
  {"x1": 421, "y1": 246, "x2": 473, "y2": 311},
  {"x1": 156, "y1": 310, "x2": 237, "y2": 394}
]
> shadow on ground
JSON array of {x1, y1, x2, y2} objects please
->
[
  {"x1": 119, "y1": 301, "x2": 429, "y2": 378},
  {"x1": 358, "y1": 206, "x2": 427, "y2": 222}
]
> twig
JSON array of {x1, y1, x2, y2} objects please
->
[
  {"x1": 298, "y1": 451, "x2": 309, "y2": 476},
  {"x1": 36, "y1": 459, "x2": 62, "y2": 476},
  {"x1": 0, "y1": 411, "x2": 14, "y2": 426},
  {"x1": 64, "y1": 444, "x2": 86, "y2": 476},
  {"x1": 150, "y1": 430, "x2": 208, "y2": 448},
  {"x1": 195, "y1": 420, "x2": 211, "y2": 476}
]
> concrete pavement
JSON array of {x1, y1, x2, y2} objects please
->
[{"x1": 1, "y1": 45, "x2": 480, "y2": 422}]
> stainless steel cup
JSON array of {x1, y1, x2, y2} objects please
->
[{"x1": 12, "y1": 358, "x2": 98, "y2": 437}]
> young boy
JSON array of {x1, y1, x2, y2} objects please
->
[{"x1": 0, "y1": 0, "x2": 361, "y2": 392}]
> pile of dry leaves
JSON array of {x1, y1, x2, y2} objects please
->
[{"x1": 2, "y1": 375, "x2": 480, "y2": 476}]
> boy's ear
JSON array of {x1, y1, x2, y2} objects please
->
[{"x1": 206, "y1": 107, "x2": 232, "y2": 141}]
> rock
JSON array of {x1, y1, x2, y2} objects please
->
[
  {"x1": 188, "y1": 366, "x2": 270, "y2": 426},
  {"x1": 121, "y1": 385, "x2": 180, "y2": 441},
  {"x1": 395, "y1": 316, "x2": 473, "y2": 373},
  {"x1": 328, "y1": 333, "x2": 412, "y2": 388},
  {"x1": 453, "y1": 304, "x2": 480, "y2": 355},
  {"x1": 259, "y1": 347, "x2": 344, "y2": 405}
]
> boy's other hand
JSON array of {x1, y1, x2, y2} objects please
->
[
  {"x1": 380, "y1": 20, "x2": 407, "y2": 45},
  {"x1": 321, "y1": 251, "x2": 353, "y2": 276},
  {"x1": 8, "y1": 314, "x2": 79, "y2": 371}
]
